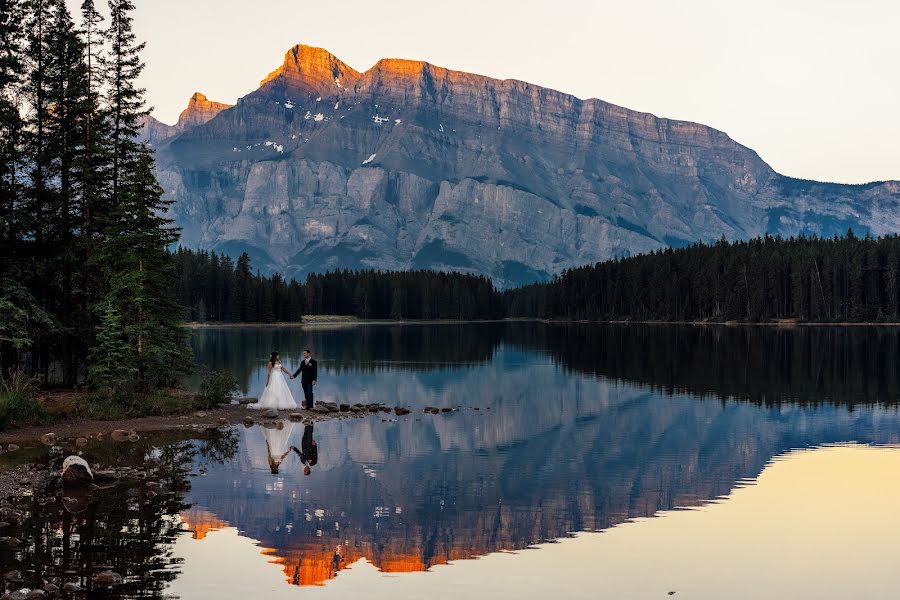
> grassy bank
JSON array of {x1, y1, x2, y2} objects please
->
[{"x1": 0, "y1": 369, "x2": 239, "y2": 431}]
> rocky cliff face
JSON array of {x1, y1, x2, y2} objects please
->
[
  {"x1": 175, "y1": 92, "x2": 233, "y2": 130},
  {"x1": 149, "y1": 45, "x2": 900, "y2": 287},
  {"x1": 140, "y1": 92, "x2": 232, "y2": 148}
]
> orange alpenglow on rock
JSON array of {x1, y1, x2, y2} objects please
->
[
  {"x1": 179, "y1": 506, "x2": 230, "y2": 541},
  {"x1": 259, "y1": 44, "x2": 361, "y2": 98},
  {"x1": 175, "y1": 92, "x2": 233, "y2": 131},
  {"x1": 261, "y1": 538, "x2": 492, "y2": 586}
]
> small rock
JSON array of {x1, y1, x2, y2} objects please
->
[
  {"x1": 127, "y1": 433, "x2": 140, "y2": 443},
  {"x1": 110, "y1": 430, "x2": 129, "y2": 442},
  {"x1": 441, "y1": 407, "x2": 453, "y2": 413},
  {"x1": 243, "y1": 417, "x2": 255, "y2": 427},
  {"x1": 8, "y1": 589, "x2": 32, "y2": 600},
  {"x1": 218, "y1": 417, "x2": 228, "y2": 425},
  {"x1": 238, "y1": 397, "x2": 258, "y2": 405},
  {"x1": 349, "y1": 405, "x2": 363, "y2": 413},
  {"x1": 0, "y1": 537, "x2": 21, "y2": 548},
  {"x1": 313, "y1": 406, "x2": 330, "y2": 414},
  {"x1": 6, "y1": 444, "x2": 19, "y2": 452},
  {"x1": 394, "y1": 407, "x2": 411, "y2": 416},
  {"x1": 194, "y1": 411, "x2": 206, "y2": 418},
  {"x1": 262, "y1": 408, "x2": 278, "y2": 419},
  {"x1": 339, "y1": 404, "x2": 350, "y2": 412},
  {"x1": 26, "y1": 590, "x2": 47, "y2": 600},
  {"x1": 75, "y1": 437, "x2": 88, "y2": 447},
  {"x1": 62, "y1": 583, "x2": 81, "y2": 593},
  {"x1": 289, "y1": 413, "x2": 304, "y2": 422},
  {"x1": 3, "y1": 570, "x2": 21, "y2": 582},
  {"x1": 40, "y1": 433, "x2": 57, "y2": 446},
  {"x1": 424, "y1": 407, "x2": 439, "y2": 414},
  {"x1": 92, "y1": 571, "x2": 123, "y2": 588},
  {"x1": 41, "y1": 584, "x2": 59, "y2": 596}
]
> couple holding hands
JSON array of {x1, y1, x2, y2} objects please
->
[{"x1": 252, "y1": 349, "x2": 318, "y2": 411}]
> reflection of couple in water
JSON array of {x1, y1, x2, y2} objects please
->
[{"x1": 264, "y1": 422, "x2": 318, "y2": 476}]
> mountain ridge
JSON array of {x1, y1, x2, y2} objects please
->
[{"x1": 148, "y1": 44, "x2": 900, "y2": 287}]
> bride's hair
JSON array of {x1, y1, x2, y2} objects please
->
[{"x1": 269, "y1": 351, "x2": 279, "y2": 365}]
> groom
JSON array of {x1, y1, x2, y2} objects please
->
[{"x1": 291, "y1": 349, "x2": 318, "y2": 410}]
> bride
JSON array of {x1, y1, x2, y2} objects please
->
[{"x1": 251, "y1": 351, "x2": 298, "y2": 411}]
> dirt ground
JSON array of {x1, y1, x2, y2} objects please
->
[{"x1": 0, "y1": 404, "x2": 357, "y2": 445}]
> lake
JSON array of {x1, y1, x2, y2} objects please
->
[{"x1": 4, "y1": 323, "x2": 900, "y2": 599}]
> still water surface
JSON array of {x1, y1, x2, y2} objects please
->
[{"x1": 5, "y1": 323, "x2": 900, "y2": 599}]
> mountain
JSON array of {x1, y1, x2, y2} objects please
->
[
  {"x1": 140, "y1": 92, "x2": 232, "y2": 147},
  {"x1": 148, "y1": 45, "x2": 900, "y2": 287}
]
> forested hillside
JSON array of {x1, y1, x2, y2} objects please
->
[
  {"x1": 176, "y1": 233, "x2": 900, "y2": 324},
  {"x1": 506, "y1": 233, "x2": 900, "y2": 322},
  {"x1": 172, "y1": 248, "x2": 503, "y2": 322}
]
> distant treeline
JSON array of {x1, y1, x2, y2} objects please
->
[
  {"x1": 506, "y1": 232, "x2": 900, "y2": 322},
  {"x1": 175, "y1": 233, "x2": 900, "y2": 324},
  {"x1": 303, "y1": 270, "x2": 504, "y2": 320},
  {"x1": 172, "y1": 249, "x2": 504, "y2": 322},
  {"x1": 173, "y1": 249, "x2": 304, "y2": 322}
]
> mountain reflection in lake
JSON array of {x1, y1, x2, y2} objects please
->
[{"x1": 5, "y1": 323, "x2": 900, "y2": 599}]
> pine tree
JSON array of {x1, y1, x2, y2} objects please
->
[
  {"x1": 87, "y1": 299, "x2": 133, "y2": 392},
  {"x1": 0, "y1": 0, "x2": 28, "y2": 372},
  {"x1": 78, "y1": 0, "x2": 110, "y2": 307},
  {"x1": 88, "y1": 0, "x2": 190, "y2": 394},
  {"x1": 45, "y1": 0, "x2": 92, "y2": 384},
  {"x1": 93, "y1": 148, "x2": 189, "y2": 391},
  {"x1": 104, "y1": 0, "x2": 144, "y2": 206},
  {"x1": 0, "y1": 0, "x2": 25, "y2": 259}
]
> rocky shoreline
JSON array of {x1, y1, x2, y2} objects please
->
[
  {"x1": 0, "y1": 399, "x2": 480, "y2": 506},
  {"x1": 0, "y1": 400, "x2": 440, "y2": 445}
]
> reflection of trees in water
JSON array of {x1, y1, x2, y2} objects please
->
[
  {"x1": 506, "y1": 322, "x2": 900, "y2": 406},
  {"x1": 0, "y1": 429, "x2": 239, "y2": 598},
  {"x1": 190, "y1": 325, "x2": 505, "y2": 390},
  {"x1": 193, "y1": 322, "x2": 900, "y2": 406}
]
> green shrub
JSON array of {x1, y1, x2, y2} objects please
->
[
  {"x1": 74, "y1": 390, "x2": 130, "y2": 420},
  {"x1": 194, "y1": 369, "x2": 240, "y2": 410},
  {"x1": 0, "y1": 370, "x2": 49, "y2": 429},
  {"x1": 143, "y1": 389, "x2": 194, "y2": 416}
]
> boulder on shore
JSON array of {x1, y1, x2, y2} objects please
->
[
  {"x1": 92, "y1": 571, "x2": 123, "y2": 588},
  {"x1": 61, "y1": 456, "x2": 93, "y2": 486}
]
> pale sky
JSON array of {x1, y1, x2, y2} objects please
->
[{"x1": 70, "y1": 0, "x2": 899, "y2": 184}]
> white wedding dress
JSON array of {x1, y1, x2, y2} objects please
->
[{"x1": 251, "y1": 361, "x2": 298, "y2": 410}]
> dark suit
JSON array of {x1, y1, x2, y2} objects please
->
[
  {"x1": 292, "y1": 358, "x2": 318, "y2": 409},
  {"x1": 292, "y1": 425, "x2": 318, "y2": 466}
]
